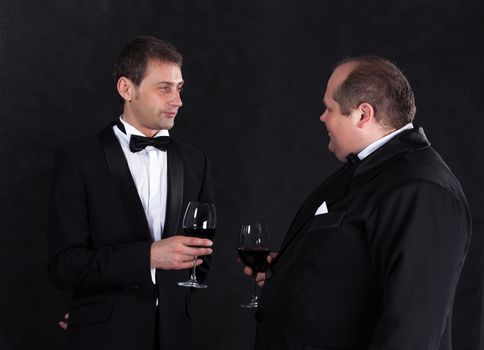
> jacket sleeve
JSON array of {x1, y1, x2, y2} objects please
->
[
  {"x1": 47, "y1": 147, "x2": 153, "y2": 292},
  {"x1": 367, "y1": 180, "x2": 471, "y2": 350}
]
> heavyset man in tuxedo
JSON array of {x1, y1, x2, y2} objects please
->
[
  {"x1": 249, "y1": 56, "x2": 471, "y2": 350},
  {"x1": 47, "y1": 36, "x2": 214, "y2": 350}
]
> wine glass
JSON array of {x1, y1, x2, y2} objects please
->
[
  {"x1": 177, "y1": 201, "x2": 216, "y2": 289},
  {"x1": 237, "y1": 223, "x2": 270, "y2": 308}
]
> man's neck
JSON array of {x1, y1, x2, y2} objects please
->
[{"x1": 121, "y1": 115, "x2": 160, "y2": 138}]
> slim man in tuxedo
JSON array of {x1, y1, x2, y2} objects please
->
[
  {"x1": 48, "y1": 36, "x2": 214, "y2": 350},
  {"x1": 246, "y1": 56, "x2": 471, "y2": 350}
]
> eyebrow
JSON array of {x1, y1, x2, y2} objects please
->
[{"x1": 153, "y1": 81, "x2": 184, "y2": 86}]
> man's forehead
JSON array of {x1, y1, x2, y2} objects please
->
[{"x1": 144, "y1": 60, "x2": 183, "y2": 81}]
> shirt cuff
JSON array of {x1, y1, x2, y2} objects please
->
[{"x1": 150, "y1": 267, "x2": 156, "y2": 285}]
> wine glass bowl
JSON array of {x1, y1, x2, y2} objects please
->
[
  {"x1": 237, "y1": 247, "x2": 270, "y2": 271},
  {"x1": 177, "y1": 201, "x2": 216, "y2": 288}
]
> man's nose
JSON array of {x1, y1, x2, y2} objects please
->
[
  {"x1": 171, "y1": 92, "x2": 182, "y2": 107},
  {"x1": 320, "y1": 110, "x2": 327, "y2": 122}
]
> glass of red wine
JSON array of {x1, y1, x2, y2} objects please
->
[
  {"x1": 177, "y1": 201, "x2": 216, "y2": 289},
  {"x1": 237, "y1": 223, "x2": 270, "y2": 308}
]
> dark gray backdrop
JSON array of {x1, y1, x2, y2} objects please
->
[{"x1": 0, "y1": 1, "x2": 483, "y2": 349}]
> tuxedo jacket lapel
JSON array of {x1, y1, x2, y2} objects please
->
[
  {"x1": 99, "y1": 124, "x2": 152, "y2": 241},
  {"x1": 163, "y1": 142, "x2": 184, "y2": 237},
  {"x1": 276, "y1": 164, "x2": 349, "y2": 259}
]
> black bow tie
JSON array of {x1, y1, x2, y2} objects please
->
[
  {"x1": 129, "y1": 135, "x2": 172, "y2": 152},
  {"x1": 343, "y1": 153, "x2": 361, "y2": 175},
  {"x1": 346, "y1": 153, "x2": 360, "y2": 164}
]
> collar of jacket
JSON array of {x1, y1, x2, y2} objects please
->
[{"x1": 352, "y1": 126, "x2": 430, "y2": 183}]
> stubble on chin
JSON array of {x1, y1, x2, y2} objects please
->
[
  {"x1": 160, "y1": 120, "x2": 175, "y2": 131},
  {"x1": 154, "y1": 113, "x2": 176, "y2": 131}
]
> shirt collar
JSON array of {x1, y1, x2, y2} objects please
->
[
  {"x1": 357, "y1": 123, "x2": 414, "y2": 160},
  {"x1": 116, "y1": 116, "x2": 170, "y2": 142}
]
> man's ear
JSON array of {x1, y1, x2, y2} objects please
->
[
  {"x1": 356, "y1": 102, "x2": 375, "y2": 128},
  {"x1": 117, "y1": 77, "x2": 135, "y2": 103}
]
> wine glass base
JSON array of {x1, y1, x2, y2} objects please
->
[
  {"x1": 177, "y1": 280, "x2": 208, "y2": 289},
  {"x1": 240, "y1": 296, "x2": 258, "y2": 308},
  {"x1": 240, "y1": 302, "x2": 258, "y2": 308}
]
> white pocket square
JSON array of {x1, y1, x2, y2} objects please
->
[{"x1": 315, "y1": 201, "x2": 328, "y2": 216}]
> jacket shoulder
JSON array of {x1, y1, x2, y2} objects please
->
[
  {"x1": 54, "y1": 126, "x2": 113, "y2": 163},
  {"x1": 382, "y1": 147, "x2": 466, "y2": 203}
]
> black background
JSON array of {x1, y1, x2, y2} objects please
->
[{"x1": 1, "y1": 1, "x2": 483, "y2": 349}]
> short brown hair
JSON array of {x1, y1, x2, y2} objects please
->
[
  {"x1": 333, "y1": 56, "x2": 416, "y2": 129},
  {"x1": 113, "y1": 36, "x2": 182, "y2": 104}
]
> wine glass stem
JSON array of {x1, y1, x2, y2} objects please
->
[
  {"x1": 252, "y1": 279, "x2": 258, "y2": 299},
  {"x1": 190, "y1": 256, "x2": 197, "y2": 280}
]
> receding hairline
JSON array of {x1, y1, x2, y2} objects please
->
[{"x1": 333, "y1": 55, "x2": 390, "y2": 70}]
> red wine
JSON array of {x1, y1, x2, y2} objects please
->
[
  {"x1": 183, "y1": 227, "x2": 216, "y2": 240},
  {"x1": 238, "y1": 247, "x2": 270, "y2": 270}
]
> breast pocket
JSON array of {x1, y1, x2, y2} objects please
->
[
  {"x1": 307, "y1": 212, "x2": 345, "y2": 232},
  {"x1": 69, "y1": 296, "x2": 114, "y2": 328}
]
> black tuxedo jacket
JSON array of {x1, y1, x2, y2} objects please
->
[
  {"x1": 47, "y1": 123, "x2": 214, "y2": 350},
  {"x1": 255, "y1": 127, "x2": 471, "y2": 350}
]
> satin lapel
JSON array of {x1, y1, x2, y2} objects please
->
[
  {"x1": 163, "y1": 142, "x2": 184, "y2": 238},
  {"x1": 99, "y1": 124, "x2": 152, "y2": 241}
]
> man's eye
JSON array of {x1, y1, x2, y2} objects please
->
[{"x1": 160, "y1": 86, "x2": 170, "y2": 92}]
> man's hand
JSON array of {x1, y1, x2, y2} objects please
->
[
  {"x1": 242, "y1": 253, "x2": 277, "y2": 287},
  {"x1": 150, "y1": 235, "x2": 213, "y2": 270},
  {"x1": 58, "y1": 313, "x2": 69, "y2": 330}
]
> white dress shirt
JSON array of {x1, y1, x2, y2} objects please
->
[{"x1": 113, "y1": 116, "x2": 168, "y2": 284}]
